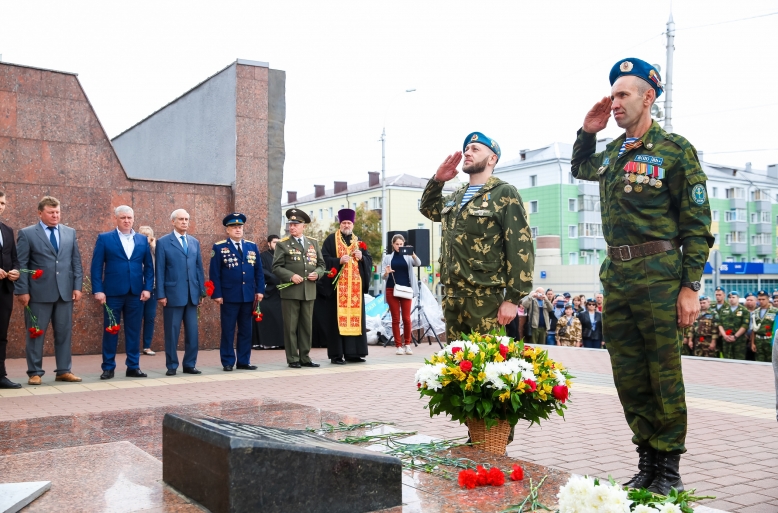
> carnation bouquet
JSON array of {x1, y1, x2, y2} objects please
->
[{"x1": 415, "y1": 332, "x2": 572, "y2": 429}]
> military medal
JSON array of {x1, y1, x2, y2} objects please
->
[
  {"x1": 649, "y1": 178, "x2": 657, "y2": 186},
  {"x1": 635, "y1": 184, "x2": 643, "y2": 193},
  {"x1": 481, "y1": 201, "x2": 488, "y2": 207},
  {"x1": 624, "y1": 184, "x2": 632, "y2": 193},
  {"x1": 628, "y1": 174, "x2": 636, "y2": 183},
  {"x1": 636, "y1": 174, "x2": 644, "y2": 184},
  {"x1": 655, "y1": 179, "x2": 662, "y2": 188}
]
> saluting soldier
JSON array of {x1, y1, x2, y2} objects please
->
[
  {"x1": 209, "y1": 213, "x2": 265, "y2": 371},
  {"x1": 571, "y1": 58, "x2": 714, "y2": 495},
  {"x1": 685, "y1": 295, "x2": 718, "y2": 358},
  {"x1": 750, "y1": 290, "x2": 777, "y2": 363},
  {"x1": 419, "y1": 131, "x2": 535, "y2": 341},
  {"x1": 272, "y1": 209, "x2": 326, "y2": 368},
  {"x1": 717, "y1": 291, "x2": 749, "y2": 360}
]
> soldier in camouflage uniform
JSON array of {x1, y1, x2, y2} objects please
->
[
  {"x1": 750, "y1": 291, "x2": 777, "y2": 363},
  {"x1": 716, "y1": 291, "x2": 749, "y2": 360},
  {"x1": 683, "y1": 296, "x2": 718, "y2": 358},
  {"x1": 555, "y1": 304, "x2": 583, "y2": 347},
  {"x1": 571, "y1": 58, "x2": 714, "y2": 495},
  {"x1": 419, "y1": 131, "x2": 534, "y2": 342}
]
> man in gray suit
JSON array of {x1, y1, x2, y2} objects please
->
[
  {"x1": 156, "y1": 209, "x2": 205, "y2": 376},
  {"x1": 15, "y1": 196, "x2": 83, "y2": 385}
]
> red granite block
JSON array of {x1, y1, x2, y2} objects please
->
[
  {"x1": 254, "y1": 66, "x2": 269, "y2": 83},
  {"x1": 236, "y1": 77, "x2": 268, "y2": 120},
  {"x1": 41, "y1": 72, "x2": 82, "y2": 101},
  {"x1": 15, "y1": 93, "x2": 45, "y2": 140},
  {"x1": 0, "y1": 64, "x2": 42, "y2": 95},
  {"x1": 0, "y1": 90, "x2": 17, "y2": 137},
  {"x1": 236, "y1": 116, "x2": 267, "y2": 158},
  {"x1": 236, "y1": 64, "x2": 254, "y2": 79}
]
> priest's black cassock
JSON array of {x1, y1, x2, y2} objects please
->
[
  {"x1": 252, "y1": 248, "x2": 284, "y2": 349},
  {"x1": 313, "y1": 232, "x2": 371, "y2": 361}
]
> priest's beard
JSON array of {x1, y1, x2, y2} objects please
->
[
  {"x1": 462, "y1": 157, "x2": 488, "y2": 175},
  {"x1": 340, "y1": 228, "x2": 353, "y2": 237}
]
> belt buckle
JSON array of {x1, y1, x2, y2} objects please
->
[{"x1": 618, "y1": 245, "x2": 632, "y2": 261}]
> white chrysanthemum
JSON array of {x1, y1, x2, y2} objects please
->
[
  {"x1": 633, "y1": 505, "x2": 660, "y2": 513},
  {"x1": 483, "y1": 358, "x2": 536, "y2": 389},
  {"x1": 557, "y1": 475, "x2": 596, "y2": 513},
  {"x1": 444, "y1": 340, "x2": 480, "y2": 357},
  {"x1": 554, "y1": 369, "x2": 567, "y2": 386},
  {"x1": 586, "y1": 481, "x2": 631, "y2": 513},
  {"x1": 495, "y1": 336, "x2": 511, "y2": 345},
  {"x1": 656, "y1": 504, "x2": 682, "y2": 513},
  {"x1": 414, "y1": 363, "x2": 445, "y2": 391}
]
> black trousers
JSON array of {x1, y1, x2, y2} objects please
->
[{"x1": 0, "y1": 288, "x2": 13, "y2": 377}]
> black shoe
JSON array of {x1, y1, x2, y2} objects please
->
[
  {"x1": 183, "y1": 367, "x2": 202, "y2": 374},
  {"x1": 0, "y1": 377, "x2": 22, "y2": 389},
  {"x1": 346, "y1": 357, "x2": 366, "y2": 363},
  {"x1": 236, "y1": 364, "x2": 257, "y2": 370},
  {"x1": 223, "y1": 366, "x2": 233, "y2": 371},
  {"x1": 623, "y1": 446, "x2": 657, "y2": 489},
  {"x1": 125, "y1": 369, "x2": 147, "y2": 378},
  {"x1": 288, "y1": 362, "x2": 301, "y2": 368},
  {"x1": 301, "y1": 361, "x2": 320, "y2": 367},
  {"x1": 100, "y1": 370, "x2": 115, "y2": 380},
  {"x1": 166, "y1": 369, "x2": 177, "y2": 376},
  {"x1": 331, "y1": 358, "x2": 346, "y2": 365},
  {"x1": 647, "y1": 453, "x2": 684, "y2": 495}
]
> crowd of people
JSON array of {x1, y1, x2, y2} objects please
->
[{"x1": 519, "y1": 287, "x2": 605, "y2": 349}]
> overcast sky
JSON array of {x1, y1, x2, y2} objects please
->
[{"x1": 2, "y1": 1, "x2": 776, "y2": 196}]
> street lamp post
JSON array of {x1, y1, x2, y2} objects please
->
[{"x1": 380, "y1": 89, "x2": 416, "y2": 255}]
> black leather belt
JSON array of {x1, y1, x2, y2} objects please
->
[{"x1": 607, "y1": 239, "x2": 679, "y2": 262}]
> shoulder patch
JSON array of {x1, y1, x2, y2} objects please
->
[{"x1": 691, "y1": 184, "x2": 707, "y2": 205}]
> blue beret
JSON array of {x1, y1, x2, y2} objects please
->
[
  {"x1": 609, "y1": 58, "x2": 663, "y2": 98},
  {"x1": 745, "y1": 292, "x2": 756, "y2": 299},
  {"x1": 728, "y1": 291, "x2": 740, "y2": 297},
  {"x1": 463, "y1": 132, "x2": 501, "y2": 161},
  {"x1": 223, "y1": 213, "x2": 246, "y2": 226},
  {"x1": 714, "y1": 286, "x2": 725, "y2": 291},
  {"x1": 757, "y1": 290, "x2": 768, "y2": 296}
]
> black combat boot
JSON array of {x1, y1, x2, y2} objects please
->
[
  {"x1": 647, "y1": 453, "x2": 684, "y2": 495},
  {"x1": 623, "y1": 445, "x2": 657, "y2": 489}
]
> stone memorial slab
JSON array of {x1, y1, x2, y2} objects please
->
[
  {"x1": 162, "y1": 414, "x2": 402, "y2": 513},
  {"x1": 0, "y1": 481, "x2": 50, "y2": 513}
]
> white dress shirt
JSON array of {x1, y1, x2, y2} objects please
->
[{"x1": 117, "y1": 228, "x2": 135, "y2": 259}]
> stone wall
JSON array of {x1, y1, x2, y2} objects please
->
[{"x1": 0, "y1": 60, "x2": 281, "y2": 358}]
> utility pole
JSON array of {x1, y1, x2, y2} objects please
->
[{"x1": 664, "y1": 13, "x2": 675, "y2": 132}]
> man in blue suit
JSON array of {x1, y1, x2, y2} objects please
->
[
  {"x1": 156, "y1": 209, "x2": 206, "y2": 376},
  {"x1": 209, "y1": 213, "x2": 265, "y2": 371},
  {"x1": 90, "y1": 205, "x2": 154, "y2": 379}
]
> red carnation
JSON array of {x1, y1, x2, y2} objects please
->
[
  {"x1": 699, "y1": 336, "x2": 704, "y2": 342},
  {"x1": 32, "y1": 269, "x2": 43, "y2": 280},
  {"x1": 458, "y1": 469, "x2": 478, "y2": 489},
  {"x1": 487, "y1": 467, "x2": 505, "y2": 486},
  {"x1": 523, "y1": 379, "x2": 537, "y2": 393},
  {"x1": 552, "y1": 385, "x2": 569, "y2": 403},
  {"x1": 510, "y1": 464, "x2": 524, "y2": 481},
  {"x1": 725, "y1": 329, "x2": 733, "y2": 335},
  {"x1": 327, "y1": 267, "x2": 338, "y2": 279},
  {"x1": 204, "y1": 280, "x2": 215, "y2": 296},
  {"x1": 499, "y1": 344, "x2": 508, "y2": 359},
  {"x1": 459, "y1": 360, "x2": 473, "y2": 373},
  {"x1": 358, "y1": 241, "x2": 367, "y2": 251},
  {"x1": 451, "y1": 346, "x2": 462, "y2": 354},
  {"x1": 475, "y1": 466, "x2": 489, "y2": 486},
  {"x1": 417, "y1": 383, "x2": 421, "y2": 389}
]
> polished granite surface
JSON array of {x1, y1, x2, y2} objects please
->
[{"x1": 0, "y1": 399, "x2": 568, "y2": 512}]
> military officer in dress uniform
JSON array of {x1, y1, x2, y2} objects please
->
[
  {"x1": 209, "y1": 213, "x2": 265, "y2": 371},
  {"x1": 684, "y1": 296, "x2": 718, "y2": 358},
  {"x1": 717, "y1": 291, "x2": 749, "y2": 360},
  {"x1": 750, "y1": 290, "x2": 777, "y2": 363},
  {"x1": 572, "y1": 58, "x2": 714, "y2": 495},
  {"x1": 272, "y1": 209, "x2": 326, "y2": 368}
]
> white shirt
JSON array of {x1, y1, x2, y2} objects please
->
[
  {"x1": 40, "y1": 221, "x2": 60, "y2": 246},
  {"x1": 0, "y1": 225, "x2": 3, "y2": 247},
  {"x1": 231, "y1": 238, "x2": 242, "y2": 253},
  {"x1": 295, "y1": 236, "x2": 304, "y2": 246},
  {"x1": 173, "y1": 231, "x2": 187, "y2": 248},
  {"x1": 117, "y1": 228, "x2": 135, "y2": 259}
]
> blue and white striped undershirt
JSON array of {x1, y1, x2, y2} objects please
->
[
  {"x1": 460, "y1": 184, "x2": 484, "y2": 208},
  {"x1": 618, "y1": 137, "x2": 640, "y2": 158}
]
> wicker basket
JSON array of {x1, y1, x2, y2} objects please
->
[{"x1": 465, "y1": 419, "x2": 512, "y2": 455}]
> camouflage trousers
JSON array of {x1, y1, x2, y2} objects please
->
[
  {"x1": 693, "y1": 336, "x2": 717, "y2": 358},
  {"x1": 600, "y1": 250, "x2": 687, "y2": 454},
  {"x1": 442, "y1": 292, "x2": 502, "y2": 342},
  {"x1": 722, "y1": 337, "x2": 747, "y2": 360},
  {"x1": 754, "y1": 336, "x2": 772, "y2": 363}
]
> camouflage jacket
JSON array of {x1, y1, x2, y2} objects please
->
[
  {"x1": 419, "y1": 175, "x2": 534, "y2": 304},
  {"x1": 683, "y1": 310, "x2": 718, "y2": 340},
  {"x1": 751, "y1": 307, "x2": 778, "y2": 339},
  {"x1": 556, "y1": 315, "x2": 582, "y2": 345},
  {"x1": 716, "y1": 304, "x2": 750, "y2": 339},
  {"x1": 571, "y1": 121, "x2": 714, "y2": 283}
]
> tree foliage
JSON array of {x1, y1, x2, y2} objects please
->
[{"x1": 327, "y1": 205, "x2": 382, "y2": 256}]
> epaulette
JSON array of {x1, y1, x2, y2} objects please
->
[
  {"x1": 307, "y1": 236, "x2": 318, "y2": 241},
  {"x1": 664, "y1": 132, "x2": 692, "y2": 151},
  {"x1": 244, "y1": 240, "x2": 254, "y2": 244},
  {"x1": 215, "y1": 240, "x2": 227, "y2": 244},
  {"x1": 280, "y1": 236, "x2": 290, "y2": 242}
]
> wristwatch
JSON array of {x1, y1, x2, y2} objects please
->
[{"x1": 681, "y1": 281, "x2": 701, "y2": 291}]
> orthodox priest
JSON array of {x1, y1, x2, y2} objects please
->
[
  {"x1": 317, "y1": 209, "x2": 372, "y2": 364},
  {"x1": 252, "y1": 235, "x2": 284, "y2": 349}
]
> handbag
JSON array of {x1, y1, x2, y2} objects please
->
[{"x1": 390, "y1": 273, "x2": 413, "y2": 299}]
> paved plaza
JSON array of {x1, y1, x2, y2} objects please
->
[{"x1": 1, "y1": 343, "x2": 776, "y2": 512}]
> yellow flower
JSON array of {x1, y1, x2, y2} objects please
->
[
  {"x1": 478, "y1": 372, "x2": 486, "y2": 381},
  {"x1": 542, "y1": 383, "x2": 552, "y2": 394},
  {"x1": 566, "y1": 379, "x2": 571, "y2": 388},
  {"x1": 454, "y1": 352, "x2": 464, "y2": 362},
  {"x1": 533, "y1": 362, "x2": 541, "y2": 374},
  {"x1": 465, "y1": 382, "x2": 473, "y2": 391},
  {"x1": 499, "y1": 390, "x2": 511, "y2": 402},
  {"x1": 538, "y1": 391, "x2": 547, "y2": 400},
  {"x1": 494, "y1": 353, "x2": 504, "y2": 363}
]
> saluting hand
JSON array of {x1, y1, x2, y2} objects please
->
[
  {"x1": 434, "y1": 152, "x2": 462, "y2": 182},
  {"x1": 583, "y1": 96, "x2": 612, "y2": 134}
]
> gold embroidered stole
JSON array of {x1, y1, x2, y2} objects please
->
[{"x1": 335, "y1": 233, "x2": 363, "y2": 336}]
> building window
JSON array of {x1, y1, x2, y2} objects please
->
[
  {"x1": 417, "y1": 223, "x2": 425, "y2": 229},
  {"x1": 369, "y1": 197, "x2": 382, "y2": 210},
  {"x1": 712, "y1": 210, "x2": 719, "y2": 221},
  {"x1": 568, "y1": 172, "x2": 576, "y2": 184},
  {"x1": 318, "y1": 208, "x2": 323, "y2": 219},
  {"x1": 309, "y1": 210, "x2": 314, "y2": 217},
  {"x1": 578, "y1": 223, "x2": 603, "y2": 237},
  {"x1": 760, "y1": 211, "x2": 771, "y2": 223},
  {"x1": 568, "y1": 198, "x2": 577, "y2": 211},
  {"x1": 725, "y1": 256, "x2": 734, "y2": 262},
  {"x1": 530, "y1": 227, "x2": 538, "y2": 239},
  {"x1": 568, "y1": 252, "x2": 579, "y2": 265},
  {"x1": 578, "y1": 195, "x2": 600, "y2": 212},
  {"x1": 568, "y1": 225, "x2": 578, "y2": 238},
  {"x1": 751, "y1": 189, "x2": 771, "y2": 201},
  {"x1": 711, "y1": 187, "x2": 718, "y2": 198},
  {"x1": 329, "y1": 207, "x2": 333, "y2": 218},
  {"x1": 725, "y1": 209, "x2": 746, "y2": 222},
  {"x1": 713, "y1": 233, "x2": 720, "y2": 245},
  {"x1": 530, "y1": 175, "x2": 537, "y2": 187},
  {"x1": 725, "y1": 232, "x2": 746, "y2": 246},
  {"x1": 752, "y1": 233, "x2": 771, "y2": 245},
  {"x1": 352, "y1": 202, "x2": 357, "y2": 210},
  {"x1": 725, "y1": 187, "x2": 744, "y2": 199},
  {"x1": 751, "y1": 212, "x2": 757, "y2": 223},
  {"x1": 529, "y1": 201, "x2": 538, "y2": 213}
]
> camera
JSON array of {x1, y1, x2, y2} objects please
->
[{"x1": 400, "y1": 245, "x2": 414, "y2": 256}]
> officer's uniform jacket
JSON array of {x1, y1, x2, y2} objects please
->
[
  {"x1": 717, "y1": 304, "x2": 750, "y2": 342},
  {"x1": 272, "y1": 235, "x2": 325, "y2": 301},
  {"x1": 419, "y1": 175, "x2": 534, "y2": 304},
  {"x1": 209, "y1": 239, "x2": 265, "y2": 302},
  {"x1": 571, "y1": 121, "x2": 714, "y2": 283},
  {"x1": 752, "y1": 307, "x2": 778, "y2": 340}
]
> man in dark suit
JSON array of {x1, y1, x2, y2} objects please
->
[
  {"x1": 577, "y1": 297, "x2": 604, "y2": 349},
  {"x1": 0, "y1": 191, "x2": 22, "y2": 389},
  {"x1": 209, "y1": 213, "x2": 264, "y2": 371},
  {"x1": 156, "y1": 209, "x2": 205, "y2": 376},
  {"x1": 90, "y1": 205, "x2": 154, "y2": 379},
  {"x1": 272, "y1": 209, "x2": 325, "y2": 368},
  {"x1": 15, "y1": 196, "x2": 83, "y2": 385}
]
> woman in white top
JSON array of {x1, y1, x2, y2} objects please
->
[{"x1": 381, "y1": 234, "x2": 421, "y2": 354}]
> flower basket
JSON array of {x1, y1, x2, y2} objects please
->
[{"x1": 465, "y1": 418, "x2": 511, "y2": 455}]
